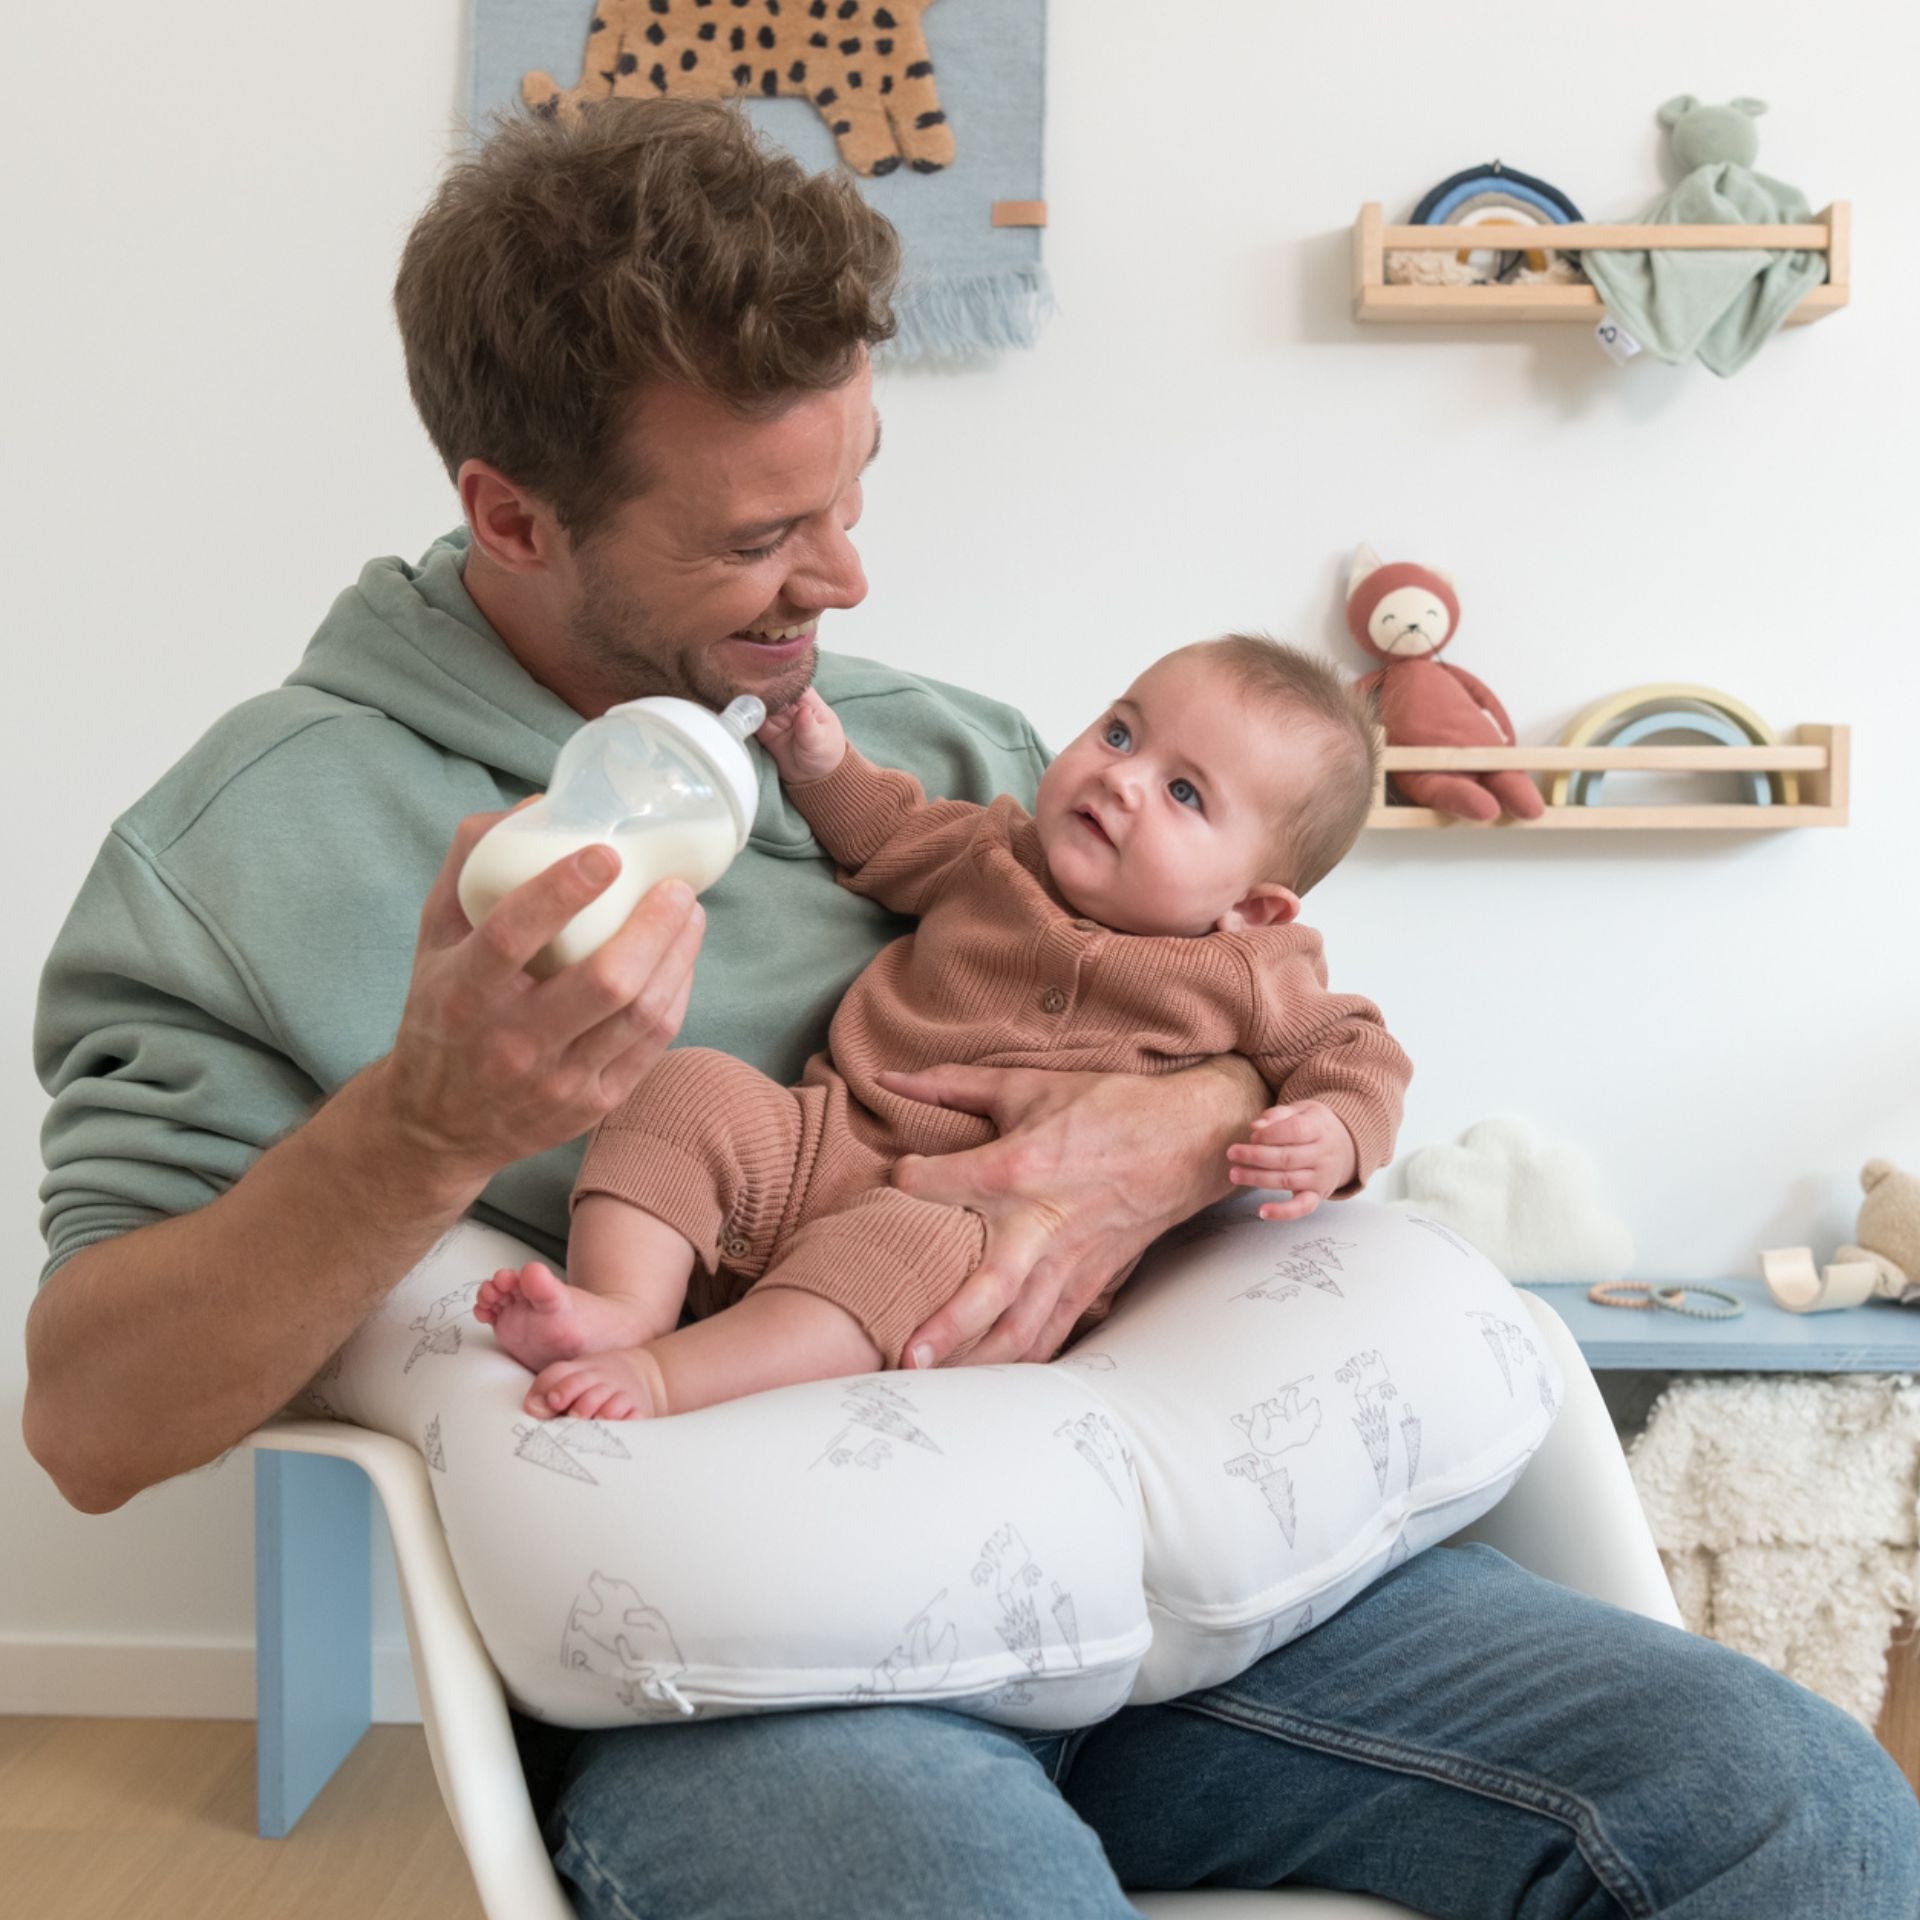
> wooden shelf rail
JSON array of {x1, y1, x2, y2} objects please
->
[
  {"x1": 1366, "y1": 724, "x2": 1849, "y2": 830},
  {"x1": 1351, "y1": 202, "x2": 1851, "y2": 325}
]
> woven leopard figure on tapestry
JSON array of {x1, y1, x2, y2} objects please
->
[{"x1": 523, "y1": 0, "x2": 955, "y2": 177}]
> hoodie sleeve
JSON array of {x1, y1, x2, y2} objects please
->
[{"x1": 34, "y1": 824, "x2": 324, "y2": 1285}]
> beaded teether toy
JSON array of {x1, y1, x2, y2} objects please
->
[{"x1": 1586, "y1": 1280, "x2": 1744, "y2": 1321}]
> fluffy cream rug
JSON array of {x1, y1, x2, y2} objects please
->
[{"x1": 1628, "y1": 1375, "x2": 1920, "y2": 1726}]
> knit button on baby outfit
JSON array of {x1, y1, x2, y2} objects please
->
[
  {"x1": 723, "y1": 1234, "x2": 753, "y2": 1261},
  {"x1": 1040, "y1": 986, "x2": 1068, "y2": 1014}
]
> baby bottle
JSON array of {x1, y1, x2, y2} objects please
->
[{"x1": 458, "y1": 694, "x2": 765, "y2": 978}]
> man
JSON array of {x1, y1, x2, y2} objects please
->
[{"x1": 26, "y1": 101, "x2": 1918, "y2": 1918}]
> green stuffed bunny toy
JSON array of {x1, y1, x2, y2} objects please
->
[
  {"x1": 1658, "y1": 94, "x2": 1768, "y2": 170},
  {"x1": 1581, "y1": 95, "x2": 1827, "y2": 374}
]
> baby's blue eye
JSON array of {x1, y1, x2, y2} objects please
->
[
  {"x1": 1103, "y1": 720, "x2": 1131, "y2": 750},
  {"x1": 1170, "y1": 777, "x2": 1202, "y2": 811}
]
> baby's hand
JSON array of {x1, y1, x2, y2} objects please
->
[
  {"x1": 1226, "y1": 1100, "x2": 1359, "y2": 1223},
  {"x1": 757, "y1": 687, "x2": 846, "y2": 783}
]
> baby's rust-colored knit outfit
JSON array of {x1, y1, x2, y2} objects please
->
[{"x1": 574, "y1": 749, "x2": 1413, "y2": 1366}]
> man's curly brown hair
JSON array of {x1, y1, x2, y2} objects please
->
[{"x1": 394, "y1": 99, "x2": 901, "y2": 542}]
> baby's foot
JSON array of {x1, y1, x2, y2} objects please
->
[
  {"x1": 526, "y1": 1344, "x2": 669, "y2": 1423},
  {"x1": 474, "y1": 1263, "x2": 650, "y2": 1374}
]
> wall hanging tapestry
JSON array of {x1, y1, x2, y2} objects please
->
[{"x1": 470, "y1": 0, "x2": 1051, "y2": 362}]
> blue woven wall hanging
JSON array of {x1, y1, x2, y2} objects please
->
[{"x1": 469, "y1": 0, "x2": 1051, "y2": 362}]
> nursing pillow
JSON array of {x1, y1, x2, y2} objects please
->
[{"x1": 295, "y1": 1197, "x2": 1562, "y2": 1730}]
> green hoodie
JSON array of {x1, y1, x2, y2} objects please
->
[{"x1": 34, "y1": 530, "x2": 1049, "y2": 1283}]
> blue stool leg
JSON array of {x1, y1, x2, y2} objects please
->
[{"x1": 254, "y1": 1449, "x2": 372, "y2": 1837}]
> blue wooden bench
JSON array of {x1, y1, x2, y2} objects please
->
[{"x1": 1510, "y1": 1279, "x2": 1920, "y2": 1373}]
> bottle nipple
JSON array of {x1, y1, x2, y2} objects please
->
[{"x1": 719, "y1": 695, "x2": 766, "y2": 742}]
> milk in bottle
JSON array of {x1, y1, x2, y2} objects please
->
[{"x1": 458, "y1": 695, "x2": 763, "y2": 979}]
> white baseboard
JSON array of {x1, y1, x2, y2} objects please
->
[{"x1": 0, "y1": 1637, "x2": 422, "y2": 1723}]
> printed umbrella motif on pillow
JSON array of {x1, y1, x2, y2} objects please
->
[{"x1": 524, "y1": 0, "x2": 956, "y2": 178}]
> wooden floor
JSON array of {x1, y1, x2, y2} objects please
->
[
  {"x1": 0, "y1": 1718, "x2": 483, "y2": 1920},
  {"x1": 1881, "y1": 1619, "x2": 1920, "y2": 1797}
]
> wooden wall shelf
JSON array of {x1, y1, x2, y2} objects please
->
[
  {"x1": 1366, "y1": 725, "x2": 1849, "y2": 830},
  {"x1": 1351, "y1": 202, "x2": 1851, "y2": 325}
]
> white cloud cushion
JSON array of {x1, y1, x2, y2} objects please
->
[
  {"x1": 299, "y1": 1197, "x2": 1561, "y2": 1729},
  {"x1": 1393, "y1": 1114, "x2": 1635, "y2": 1283}
]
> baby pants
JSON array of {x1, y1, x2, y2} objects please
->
[{"x1": 575, "y1": 1047, "x2": 1100, "y2": 1367}]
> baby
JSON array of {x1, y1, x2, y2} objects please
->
[{"x1": 475, "y1": 635, "x2": 1413, "y2": 1420}]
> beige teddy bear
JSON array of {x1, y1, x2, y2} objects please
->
[
  {"x1": 1836, "y1": 1160, "x2": 1920, "y2": 1300},
  {"x1": 1761, "y1": 1160, "x2": 1920, "y2": 1311}
]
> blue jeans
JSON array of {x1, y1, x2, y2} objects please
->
[{"x1": 509, "y1": 1545, "x2": 1920, "y2": 1918}]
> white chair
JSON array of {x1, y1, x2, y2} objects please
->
[{"x1": 244, "y1": 1291, "x2": 1680, "y2": 1920}]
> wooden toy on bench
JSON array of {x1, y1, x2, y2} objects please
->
[{"x1": 1764, "y1": 1161, "x2": 1920, "y2": 1313}]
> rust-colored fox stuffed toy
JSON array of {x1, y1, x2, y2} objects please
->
[{"x1": 1347, "y1": 545, "x2": 1544, "y2": 823}]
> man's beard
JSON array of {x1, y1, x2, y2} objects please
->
[{"x1": 567, "y1": 560, "x2": 816, "y2": 716}]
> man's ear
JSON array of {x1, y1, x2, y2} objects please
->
[
  {"x1": 1216, "y1": 884, "x2": 1301, "y2": 933},
  {"x1": 460, "y1": 458, "x2": 565, "y2": 574}
]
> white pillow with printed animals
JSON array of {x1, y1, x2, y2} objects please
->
[{"x1": 298, "y1": 1196, "x2": 1561, "y2": 1727}]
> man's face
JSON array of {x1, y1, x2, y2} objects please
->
[{"x1": 562, "y1": 359, "x2": 878, "y2": 714}]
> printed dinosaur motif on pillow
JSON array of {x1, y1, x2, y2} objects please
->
[{"x1": 524, "y1": 0, "x2": 955, "y2": 178}]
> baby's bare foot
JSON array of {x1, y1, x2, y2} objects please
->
[
  {"x1": 475, "y1": 1263, "x2": 651, "y2": 1374},
  {"x1": 526, "y1": 1345, "x2": 669, "y2": 1423}
]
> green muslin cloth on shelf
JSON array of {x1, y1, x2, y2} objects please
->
[{"x1": 1582, "y1": 163, "x2": 1827, "y2": 376}]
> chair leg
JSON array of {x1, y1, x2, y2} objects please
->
[{"x1": 254, "y1": 1448, "x2": 373, "y2": 1837}]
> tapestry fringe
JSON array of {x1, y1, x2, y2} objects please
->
[{"x1": 885, "y1": 264, "x2": 1055, "y2": 363}]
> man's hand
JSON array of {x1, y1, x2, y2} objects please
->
[
  {"x1": 757, "y1": 687, "x2": 847, "y2": 783},
  {"x1": 876, "y1": 1056, "x2": 1264, "y2": 1369},
  {"x1": 1226, "y1": 1100, "x2": 1358, "y2": 1223},
  {"x1": 376, "y1": 807, "x2": 707, "y2": 1186}
]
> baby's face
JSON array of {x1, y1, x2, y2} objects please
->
[{"x1": 1034, "y1": 653, "x2": 1309, "y2": 938}]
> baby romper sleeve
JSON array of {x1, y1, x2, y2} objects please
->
[
  {"x1": 1237, "y1": 931, "x2": 1413, "y2": 1194},
  {"x1": 35, "y1": 825, "x2": 324, "y2": 1284},
  {"x1": 782, "y1": 746, "x2": 992, "y2": 917}
]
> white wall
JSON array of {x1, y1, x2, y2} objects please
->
[{"x1": 6, "y1": 0, "x2": 1917, "y2": 1712}]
